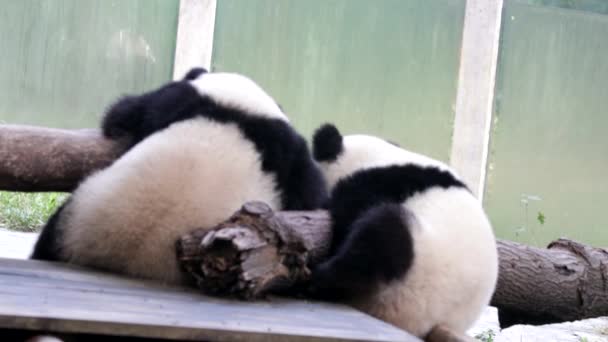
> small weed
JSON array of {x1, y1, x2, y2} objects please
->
[
  {"x1": 475, "y1": 329, "x2": 496, "y2": 342},
  {"x1": 0, "y1": 191, "x2": 68, "y2": 232},
  {"x1": 514, "y1": 193, "x2": 545, "y2": 245},
  {"x1": 537, "y1": 211, "x2": 546, "y2": 225}
]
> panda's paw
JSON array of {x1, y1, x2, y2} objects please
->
[
  {"x1": 309, "y1": 262, "x2": 332, "y2": 286},
  {"x1": 305, "y1": 261, "x2": 347, "y2": 301}
]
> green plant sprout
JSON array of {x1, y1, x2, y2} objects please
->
[
  {"x1": 515, "y1": 193, "x2": 545, "y2": 245},
  {"x1": 474, "y1": 329, "x2": 496, "y2": 342}
]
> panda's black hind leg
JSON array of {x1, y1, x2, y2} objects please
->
[
  {"x1": 30, "y1": 200, "x2": 70, "y2": 261},
  {"x1": 308, "y1": 202, "x2": 414, "y2": 300}
]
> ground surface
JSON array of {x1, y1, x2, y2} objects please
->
[{"x1": 0, "y1": 228, "x2": 37, "y2": 259}]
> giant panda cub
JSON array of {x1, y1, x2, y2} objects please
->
[
  {"x1": 31, "y1": 68, "x2": 327, "y2": 285},
  {"x1": 309, "y1": 124, "x2": 498, "y2": 338}
]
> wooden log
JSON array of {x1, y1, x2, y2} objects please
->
[
  {"x1": 492, "y1": 239, "x2": 608, "y2": 327},
  {"x1": 0, "y1": 125, "x2": 125, "y2": 192},
  {"x1": 177, "y1": 201, "x2": 332, "y2": 299}
]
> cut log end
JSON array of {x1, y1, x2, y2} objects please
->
[{"x1": 177, "y1": 202, "x2": 330, "y2": 299}]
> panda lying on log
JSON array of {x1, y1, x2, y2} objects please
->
[
  {"x1": 307, "y1": 124, "x2": 498, "y2": 337},
  {"x1": 31, "y1": 68, "x2": 328, "y2": 285}
]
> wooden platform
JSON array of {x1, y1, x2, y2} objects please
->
[{"x1": 0, "y1": 258, "x2": 419, "y2": 341}]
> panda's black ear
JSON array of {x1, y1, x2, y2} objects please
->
[
  {"x1": 313, "y1": 123, "x2": 343, "y2": 162},
  {"x1": 182, "y1": 67, "x2": 208, "y2": 81},
  {"x1": 102, "y1": 95, "x2": 144, "y2": 139}
]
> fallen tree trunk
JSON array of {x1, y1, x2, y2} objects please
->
[
  {"x1": 493, "y1": 239, "x2": 608, "y2": 327},
  {"x1": 2, "y1": 125, "x2": 608, "y2": 328},
  {"x1": 0, "y1": 125, "x2": 126, "y2": 192}
]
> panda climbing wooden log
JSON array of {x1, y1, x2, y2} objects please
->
[
  {"x1": 27, "y1": 69, "x2": 329, "y2": 285},
  {"x1": 178, "y1": 200, "x2": 608, "y2": 330}
]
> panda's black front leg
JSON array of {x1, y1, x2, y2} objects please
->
[
  {"x1": 282, "y1": 137, "x2": 329, "y2": 211},
  {"x1": 308, "y1": 203, "x2": 415, "y2": 300}
]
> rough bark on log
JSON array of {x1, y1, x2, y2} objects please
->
[
  {"x1": 492, "y1": 239, "x2": 608, "y2": 327},
  {"x1": 0, "y1": 125, "x2": 125, "y2": 192}
]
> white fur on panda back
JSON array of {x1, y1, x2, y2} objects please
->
[
  {"x1": 190, "y1": 73, "x2": 288, "y2": 121},
  {"x1": 354, "y1": 187, "x2": 498, "y2": 336},
  {"x1": 58, "y1": 117, "x2": 281, "y2": 284},
  {"x1": 316, "y1": 133, "x2": 498, "y2": 337},
  {"x1": 320, "y1": 134, "x2": 454, "y2": 190}
]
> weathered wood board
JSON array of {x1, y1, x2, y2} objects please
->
[{"x1": 0, "y1": 258, "x2": 418, "y2": 341}]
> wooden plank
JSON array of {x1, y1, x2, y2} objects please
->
[
  {"x1": 0, "y1": 258, "x2": 418, "y2": 342},
  {"x1": 449, "y1": 0, "x2": 504, "y2": 200},
  {"x1": 172, "y1": 0, "x2": 217, "y2": 79}
]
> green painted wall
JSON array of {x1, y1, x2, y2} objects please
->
[
  {"x1": 0, "y1": 0, "x2": 179, "y2": 129},
  {"x1": 485, "y1": 2, "x2": 608, "y2": 246},
  {"x1": 518, "y1": 0, "x2": 608, "y2": 14},
  {"x1": 212, "y1": 0, "x2": 465, "y2": 161}
]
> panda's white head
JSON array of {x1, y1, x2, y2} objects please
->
[
  {"x1": 102, "y1": 67, "x2": 288, "y2": 144},
  {"x1": 312, "y1": 124, "x2": 452, "y2": 190}
]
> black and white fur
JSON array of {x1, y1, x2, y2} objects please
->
[
  {"x1": 31, "y1": 68, "x2": 327, "y2": 285},
  {"x1": 309, "y1": 124, "x2": 498, "y2": 338}
]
